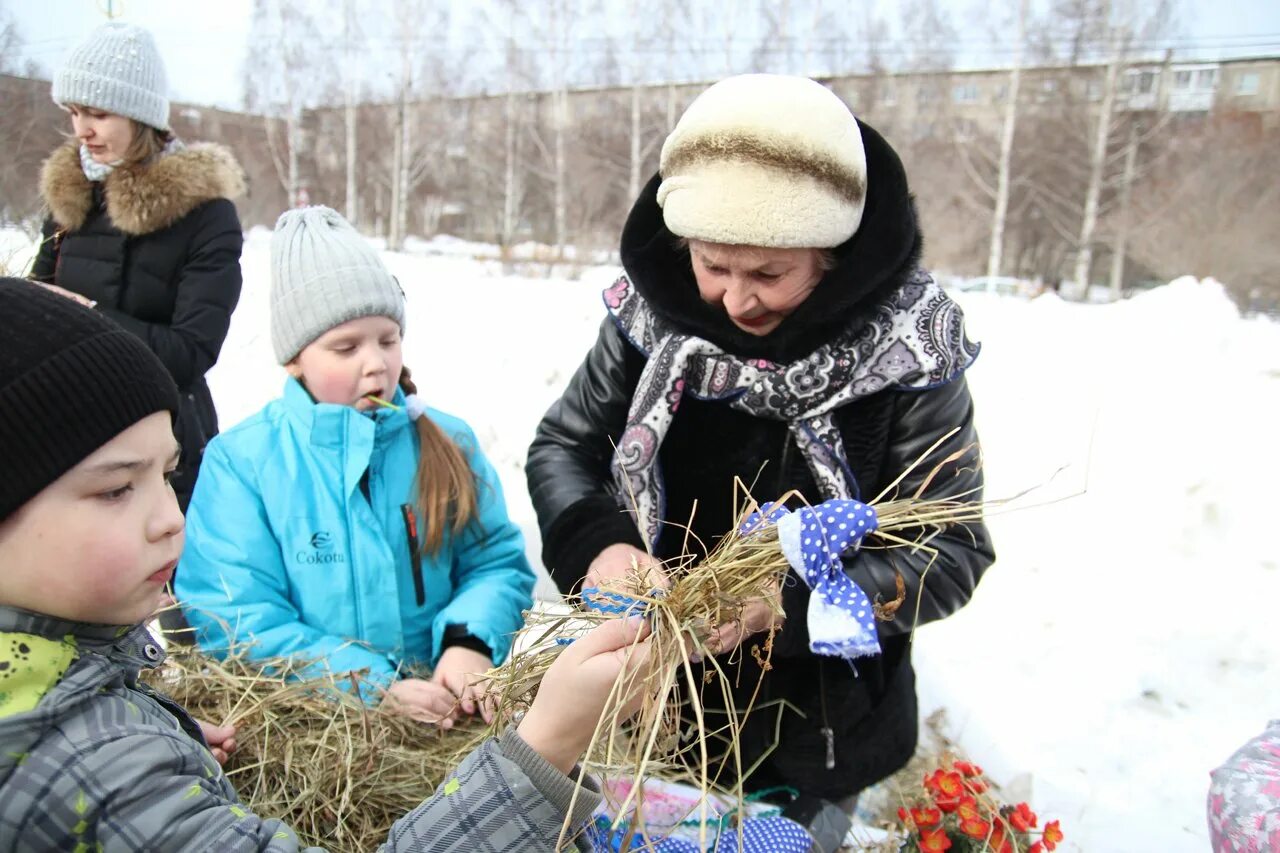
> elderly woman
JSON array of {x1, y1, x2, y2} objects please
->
[
  {"x1": 30, "y1": 22, "x2": 245, "y2": 513},
  {"x1": 527, "y1": 75, "x2": 995, "y2": 850}
]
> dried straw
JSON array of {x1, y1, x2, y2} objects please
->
[
  {"x1": 471, "y1": 432, "x2": 996, "y2": 849},
  {"x1": 142, "y1": 435, "x2": 995, "y2": 851},
  {"x1": 143, "y1": 649, "x2": 483, "y2": 851}
]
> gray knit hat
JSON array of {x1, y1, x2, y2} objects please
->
[
  {"x1": 52, "y1": 22, "x2": 170, "y2": 132},
  {"x1": 270, "y1": 206, "x2": 406, "y2": 364}
]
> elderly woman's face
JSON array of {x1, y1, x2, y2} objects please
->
[{"x1": 689, "y1": 240, "x2": 824, "y2": 337}]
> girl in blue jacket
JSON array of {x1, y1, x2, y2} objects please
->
[{"x1": 177, "y1": 206, "x2": 535, "y2": 726}]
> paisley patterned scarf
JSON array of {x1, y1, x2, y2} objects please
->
[{"x1": 606, "y1": 268, "x2": 978, "y2": 550}]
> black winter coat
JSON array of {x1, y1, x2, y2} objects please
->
[
  {"x1": 31, "y1": 143, "x2": 246, "y2": 509},
  {"x1": 527, "y1": 120, "x2": 996, "y2": 799}
]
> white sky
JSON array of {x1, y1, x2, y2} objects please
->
[{"x1": 6, "y1": 0, "x2": 1280, "y2": 109}]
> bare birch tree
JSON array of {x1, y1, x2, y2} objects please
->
[
  {"x1": 988, "y1": 0, "x2": 1028, "y2": 280},
  {"x1": 244, "y1": 0, "x2": 333, "y2": 207}
]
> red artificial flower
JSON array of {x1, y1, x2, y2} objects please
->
[
  {"x1": 954, "y1": 760, "x2": 984, "y2": 777},
  {"x1": 918, "y1": 827, "x2": 953, "y2": 852},
  {"x1": 986, "y1": 820, "x2": 1013, "y2": 853},
  {"x1": 1010, "y1": 802, "x2": 1038, "y2": 832},
  {"x1": 925, "y1": 769, "x2": 966, "y2": 811},
  {"x1": 964, "y1": 776, "x2": 989, "y2": 794},
  {"x1": 956, "y1": 796, "x2": 983, "y2": 823},
  {"x1": 961, "y1": 816, "x2": 992, "y2": 839},
  {"x1": 1043, "y1": 819, "x2": 1064, "y2": 850},
  {"x1": 911, "y1": 806, "x2": 942, "y2": 828},
  {"x1": 1028, "y1": 844, "x2": 1045, "y2": 853},
  {"x1": 898, "y1": 806, "x2": 912, "y2": 825}
]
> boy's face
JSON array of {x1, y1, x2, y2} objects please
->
[
  {"x1": 0, "y1": 412, "x2": 185, "y2": 626},
  {"x1": 287, "y1": 315, "x2": 404, "y2": 411}
]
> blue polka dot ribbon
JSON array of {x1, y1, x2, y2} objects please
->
[
  {"x1": 587, "y1": 815, "x2": 813, "y2": 852},
  {"x1": 740, "y1": 499, "x2": 881, "y2": 659}
]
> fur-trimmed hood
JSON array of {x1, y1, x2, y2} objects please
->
[
  {"x1": 620, "y1": 118, "x2": 922, "y2": 364},
  {"x1": 40, "y1": 142, "x2": 246, "y2": 236}
]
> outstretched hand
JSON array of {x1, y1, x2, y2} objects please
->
[{"x1": 517, "y1": 615, "x2": 656, "y2": 774}]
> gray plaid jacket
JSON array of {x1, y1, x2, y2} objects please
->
[{"x1": 0, "y1": 606, "x2": 600, "y2": 851}]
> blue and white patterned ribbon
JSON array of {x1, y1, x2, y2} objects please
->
[
  {"x1": 740, "y1": 499, "x2": 881, "y2": 659},
  {"x1": 554, "y1": 587, "x2": 658, "y2": 646},
  {"x1": 587, "y1": 815, "x2": 813, "y2": 852}
]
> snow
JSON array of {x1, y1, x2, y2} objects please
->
[
  {"x1": 14, "y1": 224, "x2": 1278, "y2": 851},
  {"x1": 213, "y1": 233, "x2": 1278, "y2": 851},
  {"x1": 1, "y1": 226, "x2": 40, "y2": 278}
]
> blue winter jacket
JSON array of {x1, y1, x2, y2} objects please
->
[{"x1": 176, "y1": 378, "x2": 535, "y2": 696}]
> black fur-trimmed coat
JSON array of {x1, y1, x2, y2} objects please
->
[
  {"x1": 527, "y1": 120, "x2": 996, "y2": 799},
  {"x1": 31, "y1": 142, "x2": 246, "y2": 508}
]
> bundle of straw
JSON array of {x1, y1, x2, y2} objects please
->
[
  {"x1": 143, "y1": 649, "x2": 482, "y2": 851},
  {"x1": 473, "y1": 430, "x2": 995, "y2": 849}
]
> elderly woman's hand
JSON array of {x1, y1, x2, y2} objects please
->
[
  {"x1": 585, "y1": 543, "x2": 670, "y2": 593},
  {"x1": 702, "y1": 581, "x2": 785, "y2": 657}
]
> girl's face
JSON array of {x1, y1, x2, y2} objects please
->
[
  {"x1": 0, "y1": 412, "x2": 185, "y2": 626},
  {"x1": 688, "y1": 240, "x2": 825, "y2": 337},
  {"x1": 287, "y1": 315, "x2": 404, "y2": 411},
  {"x1": 68, "y1": 105, "x2": 135, "y2": 164}
]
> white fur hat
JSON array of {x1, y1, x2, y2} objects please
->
[{"x1": 657, "y1": 74, "x2": 866, "y2": 249}]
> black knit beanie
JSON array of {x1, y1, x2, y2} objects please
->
[{"x1": 0, "y1": 278, "x2": 180, "y2": 521}]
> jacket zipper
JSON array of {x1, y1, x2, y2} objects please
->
[
  {"x1": 819, "y1": 660, "x2": 836, "y2": 770},
  {"x1": 775, "y1": 429, "x2": 794, "y2": 497},
  {"x1": 401, "y1": 503, "x2": 426, "y2": 606}
]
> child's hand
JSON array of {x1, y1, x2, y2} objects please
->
[
  {"x1": 586, "y1": 543, "x2": 670, "y2": 593},
  {"x1": 517, "y1": 615, "x2": 655, "y2": 774},
  {"x1": 703, "y1": 582, "x2": 784, "y2": 657},
  {"x1": 382, "y1": 678, "x2": 459, "y2": 728},
  {"x1": 34, "y1": 281, "x2": 96, "y2": 309},
  {"x1": 196, "y1": 718, "x2": 237, "y2": 765},
  {"x1": 431, "y1": 646, "x2": 496, "y2": 724}
]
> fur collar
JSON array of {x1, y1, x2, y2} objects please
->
[
  {"x1": 620, "y1": 119, "x2": 922, "y2": 364},
  {"x1": 40, "y1": 142, "x2": 245, "y2": 236}
]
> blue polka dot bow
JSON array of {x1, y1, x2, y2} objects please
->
[{"x1": 740, "y1": 499, "x2": 882, "y2": 659}]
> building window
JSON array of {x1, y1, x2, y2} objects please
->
[
  {"x1": 1197, "y1": 68, "x2": 1218, "y2": 88},
  {"x1": 952, "y1": 83, "x2": 979, "y2": 103},
  {"x1": 1137, "y1": 71, "x2": 1155, "y2": 94},
  {"x1": 1236, "y1": 73, "x2": 1260, "y2": 96},
  {"x1": 1174, "y1": 70, "x2": 1192, "y2": 89}
]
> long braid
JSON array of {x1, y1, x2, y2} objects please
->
[{"x1": 399, "y1": 366, "x2": 477, "y2": 554}]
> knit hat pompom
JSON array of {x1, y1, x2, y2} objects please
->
[
  {"x1": 658, "y1": 74, "x2": 866, "y2": 249},
  {"x1": 52, "y1": 22, "x2": 170, "y2": 132},
  {"x1": 269, "y1": 206, "x2": 406, "y2": 364},
  {"x1": 0, "y1": 278, "x2": 179, "y2": 522}
]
